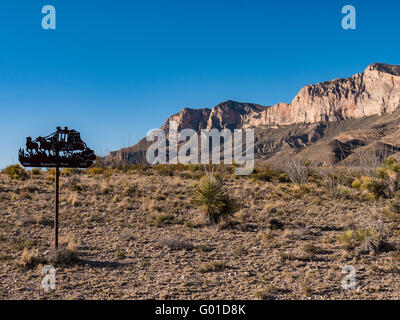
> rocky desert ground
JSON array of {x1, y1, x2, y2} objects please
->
[{"x1": 1, "y1": 160, "x2": 400, "y2": 300}]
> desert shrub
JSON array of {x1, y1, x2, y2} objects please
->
[
  {"x1": 12, "y1": 239, "x2": 38, "y2": 250},
  {"x1": 187, "y1": 164, "x2": 201, "y2": 172},
  {"x1": 255, "y1": 286, "x2": 279, "y2": 300},
  {"x1": 16, "y1": 235, "x2": 78, "y2": 267},
  {"x1": 281, "y1": 158, "x2": 311, "y2": 189},
  {"x1": 338, "y1": 224, "x2": 389, "y2": 253},
  {"x1": 301, "y1": 243, "x2": 325, "y2": 255},
  {"x1": 251, "y1": 168, "x2": 273, "y2": 182},
  {"x1": 114, "y1": 249, "x2": 126, "y2": 259},
  {"x1": 218, "y1": 194, "x2": 241, "y2": 219},
  {"x1": 65, "y1": 175, "x2": 82, "y2": 191},
  {"x1": 263, "y1": 202, "x2": 282, "y2": 215},
  {"x1": 251, "y1": 167, "x2": 288, "y2": 182},
  {"x1": 351, "y1": 179, "x2": 362, "y2": 189},
  {"x1": 47, "y1": 234, "x2": 79, "y2": 265},
  {"x1": 93, "y1": 157, "x2": 108, "y2": 169},
  {"x1": 354, "y1": 176, "x2": 393, "y2": 200},
  {"x1": 122, "y1": 185, "x2": 139, "y2": 197},
  {"x1": 31, "y1": 168, "x2": 41, "y2": 175},
  {"x1": 45, "y1": 168, "x2": 56, "y2": 181},
  {"x1": 128, "y1": 164, "x2": 152, "y2": 175},
  {"x1": 4, "y1": 164, "x2": 28, "y2": 180},
  {"x1": 158, "y1": 236, "x2": 194, "y2": 251},
  {"x1": 354, "y1": 158, "x2": 400, "y2": 199},
  {"x1": 277, "y1": 172, "x2": 289, "y2": 183},
  {"x1": 62, "y1": 168, "x2": 72, "y2": 176},
  {"x1": 87, "y1": 167, "x2": 104, "y2": 177},
  {"x1": 98, "y1": 182, "x2": 113, "y2": 195},
  {"x1": 192, "y1": 175, "x2": 224, "y2": 222},
  {"x1": 154, "y1": 164, "x2": 174, "y2": 176},
  {"x1": 192, "y1": 174, "x2": 239, "y2": 224},
  {"x1": 317, "y1": 166, "x2": 350, "y2": 199},
  {"x1": 17, "y1": 248, "x2": 45, "y2": 269},
  {"x1": 154, "y1": 213, "x2": 175, "y2": 226},
  {"x1": 377, "y1": 156, "x2": 400, "y2": 177},
  {"x1": 269, "y1": 218, "x2": 284, "y2": 230},
  {"x1": 47, "y1": 248, "x2": 79, "y2": 265},
  {"x1": 198, "y1": 261, "x2": 227, "y2": 273},
  {"x1": 353, "y1": 145, "x2": 392, "y2": 177},
  {"x1": 67, "y1": 193, "x2": 81, "y2": 207},
  {"x1": 376, "y1": 157, "x2": 400, "y2": 196},
  {"x1": 366, "y1": 179, "x2": 390, "y2": 199}
]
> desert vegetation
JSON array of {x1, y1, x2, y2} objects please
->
[{"x1": 1, "y1": 154, "x2": 400, "y2": 299}]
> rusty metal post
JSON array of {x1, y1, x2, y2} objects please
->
[{"x1": 54, "y1": 165, "x2": 59, "y2": 249}]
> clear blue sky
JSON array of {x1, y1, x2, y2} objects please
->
[{"x1": 0, "y1": 0, "x2": 399, "y2": 168}]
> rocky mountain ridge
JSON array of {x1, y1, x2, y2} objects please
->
[{"x1": 109, "y1": 63, "x2": 400, "y2": 165}]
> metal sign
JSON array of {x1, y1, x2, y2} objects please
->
[
  {"x1": 19, "y1": 127, "x2": 96, "y2": 249},
  {"x1": 19, "y1": 127, "x2": 96, "y2": 168}
]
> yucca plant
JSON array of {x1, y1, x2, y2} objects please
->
[{"x1": 192, "y1": 174, "x2": 239, "y2": 224}]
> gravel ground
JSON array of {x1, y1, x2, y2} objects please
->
[{"x1": 1, "y1": 169, "x2": 400, "y2": 300}]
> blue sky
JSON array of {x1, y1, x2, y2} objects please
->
[{"x1": 0, "y1": 0, "x2": 399, "y2": 168}]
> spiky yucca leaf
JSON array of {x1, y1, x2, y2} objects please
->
[
  {"x1": 193, "y1": 174, "x2": 240, "y2": 223},
  {"x1": 192, "y1": 175, "x2": 224, "y2": 219}
]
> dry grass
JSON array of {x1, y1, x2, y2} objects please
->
[{"x1": 1, "y1": 161, "x2": 400, "y2": 299}]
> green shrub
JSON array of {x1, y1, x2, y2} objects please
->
[
  {"x1": 251, "y1": 167, "x2": 286, "y2": 182},
  {"x1": 192, "y1": 175, "x2": 239, "y2": 224},
  {"x1": 251, "y1": 168, "x2": 273, "y2": 182},
  {"x1": 376, "y1": 157, "x2": 400, "y2": 197},
  {"x1": 355, "y1": 157, "x2": 400, "y2": 199},
  {"x1": 192, "y1": 175, "x2": 224, "y2": 222},
  {"x1": 155, "y1": 213, "x2": 175, "y2": 226},
  {"x1": 363, "y1": 178, "x2": 388, "y2": 199},
  {"x1": 62, "y1": 168, "x2": 72, "y2": 176},
  {"x1": 122, "y1": 185, "x2": 138, "y2": 197},
  {"x1": 31, "y1": 168, "x2": 41, "y2": 175},
  {"x1": 351, "y1": 179, "x2": 362, "y2": 189},
  {"x1": 87, "y1": 167, "x2": 104, "y2": 176},
  {"x1": 338, "y1": 225, "x2": 388, "y2": 253},
  {"x1": 4, "y1": 164, "x2": 28, "y2": 180}
]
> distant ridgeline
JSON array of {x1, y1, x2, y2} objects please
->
[{"x1": 108, "y1": 63, "x2": 400, "y2": 166}]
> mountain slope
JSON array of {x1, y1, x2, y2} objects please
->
[{"x1": 108, "y1": 63, "x2": 400, "y2": 165}]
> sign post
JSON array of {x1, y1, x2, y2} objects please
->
[
  {"x1": 54, "y1": 165, "x2": 59, "y2": 249},
  {"x1": 19, "y1": 127, "x2": 96, "y2": 250}
]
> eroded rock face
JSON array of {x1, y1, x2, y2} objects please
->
[
  {"x1": 282, "y1": 63, "x2": 400, "y2": 125},
  {"x1": 108, "y1": 63, "x2": 400, "y2": 164},
  {"x1": 161, "y1": 63, "x2": 400, "y2": 131},
  {"x1": 162, "y1": 108, "x2": 211, "y2": 132}
]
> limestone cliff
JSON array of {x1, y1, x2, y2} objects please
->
[
  {"x1": 108, "y1": 63, "x2": 400, "y2": 164},
  {"x1": 161, "y1": 63, "x2": 400, "y2": 130}
]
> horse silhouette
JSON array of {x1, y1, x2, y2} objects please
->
[
  {"x1": 37, "y1": 137, "x2": 54, "y2": 155},
  {"x1": 26, "y1": 137, "x2": 39, "y2": 155}
]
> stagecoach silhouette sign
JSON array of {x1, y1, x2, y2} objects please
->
[
  {"x1": 19, "y1": 127, "x2": 96, "y2": 249},
  {"x1": 19, "y1": 127, "x2": 96, "y2": 168}
]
